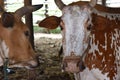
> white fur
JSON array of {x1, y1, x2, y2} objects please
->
[
  {"x1": 0, "y1": 40, "x2": 9, "y2": 66},
  {"x1": 62, "y1": 5, "x2": 91, "y2": 57},
  {"x1": 74, "y1": 68, "x2": 110, "y2": 80}
]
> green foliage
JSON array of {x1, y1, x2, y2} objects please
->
[
  {"x1": 34, "y1": 26, "x2": 42, "y2": 33},
  {"x1": 50, "y1": 27, "x2": 61, "y2": 34},
  {"x1": 34, "y1": 26, "x2": 61, "y2": 34}
]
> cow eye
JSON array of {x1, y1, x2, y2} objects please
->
[
  {"x1": 60, "y1": 26, "x2": 63, "y2": 30},
  {"x1": 60, "y1": 20, "x2": 65, "y2": 30},
  {"x1": 87, "y1": 24, "x2": 92, "y2": 31},
  {"x1": 24, "y1": 31, "x2": 30, "y2": 37}
]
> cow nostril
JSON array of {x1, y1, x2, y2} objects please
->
[
  {"x1": 78, "y1": 61, "x2": 86, "y2": 71},
  {"x1": 77, "y1": 61, "x2": 80, "y2": 67}
]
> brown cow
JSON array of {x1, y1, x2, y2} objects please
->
[
  {"x1": 0, "y1": 4, "x2": 43, "y2": 69},
  {"x1": 38, "y1": 0, "x2": 120, "y2": 80}
]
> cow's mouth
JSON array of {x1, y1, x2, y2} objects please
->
[
  {"x1": 62, "y1": 55, "x2": 86, "y2": 73},
  {"x1": 8, "y1": 59, "x2": 38, "y2": 70}
]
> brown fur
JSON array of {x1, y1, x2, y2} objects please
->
[
  {"x1": 1, "y1": 12, "x2": 15, "y2": 28},
  {"x1": 39, "y1": 16, "x2": 60, "y2": 29},
  {"x1": 0, "y1": 15, "x2": 36, "y2": 66},
  {"x1": 0, "y1": 5, "x2": 43, "y2": 69}
]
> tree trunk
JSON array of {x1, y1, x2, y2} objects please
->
[{"x1": 0, "y1": 0, "x2": 4, "y2": 10}]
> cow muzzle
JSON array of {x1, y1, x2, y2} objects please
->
[
  {"x1": 23, "y1": 56, "x2": 39, "y2": 69},
  {"x1": 8, "y1": 59, "x2": 38, "y2": 70},
  {"x1": 62, "y1": 55, "x2": 86, "y2": 73},
  {"x1": 27, "y1": 59, "x2": 38, "y2": 69}
]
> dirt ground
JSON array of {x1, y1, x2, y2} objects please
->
[{"x1": 0, "y1": 33, "x2": 75, "y2": 80}]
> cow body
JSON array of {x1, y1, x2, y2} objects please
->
[
  {"x1": 82, "y1": 13, "x2": 120, "y2": 80},
  {"x1": 39, "y1": 0, "x2": 120, "y2": 80},
  {"x1": 0, "y1": 5, "x2": 43, "y2": 69}
]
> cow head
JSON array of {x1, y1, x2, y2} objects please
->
[
  {"x1": 0, "y1": 4, "x2": 43, "y2": 69},
  {"x1": 39, "y1": 0, "x2": 97, "y2": 73}
]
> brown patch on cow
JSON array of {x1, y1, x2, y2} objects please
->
[{"x1": 39, "y1": 16, "x2": 60, "y2": 29}]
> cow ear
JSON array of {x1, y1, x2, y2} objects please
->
[
  {"x1": 1, "y1": 12, "x2": 14, "y2": 28},
  {"x1": 38, "y1": 16, "x2": 60, "y2": 29}
]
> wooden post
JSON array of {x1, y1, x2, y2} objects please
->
[
  {"x1": 101, "y1": 0, "x2": 106, "y2": 6},
  {"x1": 44, "y1": 0, "x2": 50, "y2": 33},
  {"x1": 24, "y1": 0, "x2": 34, "y2": 49},
  {"x1": 0, "y1": 0, "x2": 4, "y2": 10}
]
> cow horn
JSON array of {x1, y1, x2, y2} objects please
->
[
  {"x1": 15, "y1": 4, "x2": 43, "y2": 19},
  {"x1": 89, "y1": 0, "x2": 97, "y2": 7},
  {"x1": 54, "y1": 0, "x2": 66, "y2": 10}
]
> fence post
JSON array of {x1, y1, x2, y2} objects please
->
[{"x1": 24, "y1": 0, "x2": 35, "y2": 49}]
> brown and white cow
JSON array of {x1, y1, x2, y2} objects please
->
[
  {"x1": 0, "y1": 4, "x2": 43, "y2": 69},
  {"x1": 38, "y1": 0, "x2": 120, "y2": 80}
]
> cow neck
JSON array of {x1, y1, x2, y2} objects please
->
[{"x1": 81, "y1": 32, "x2": 92, "y2": 64}]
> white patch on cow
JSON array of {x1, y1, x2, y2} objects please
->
[
  {"x1": 109, "y1": 54, "x2": 112, "y2": 57},
  {"x1": 102, "y1": 56, "x2": 105, "y2": 62},
  {"x1": 90, "y1": 33, "x2": 107, "y2": 56},
  {"x1": 113, "y1": 29, "x2": 120, "y2": 80},
  {"x1": 0, "y1": 56, "x2": 3, "y2": 66},
  {"x1": 90, "y1": 68, "x2": 109, "y2": 80},
  {"x1": 99, "y1": 52, "x2": 103, "y2": 56},
  {"x1": 1, "y1": 41, "x2": 9, "y2": 58},
  {"x1": 100, "y1": 34, "x2": 107, "y2": 50},
  {"x1": 89, "y1": 34, "x2": 100, "y2": 56},
  {"x1": 111, "y1": 32, "x2": 114, "y2": 49},
  {"x1": 0, "y1": 40, "x2": 9, "y2": 66},
  {"x1": 104, "y1": 33, "x2": 107, "y2": 50},
  {"x1": 62, "y1": 5, "x2": 92, "y2": 56},
  {"x1": 112, "y1": 29, "x2": 120, "y2": 61},
  {"x1": 74, "y1": 67, "x2": 110, "y2": 80},
  {"x1": 92, "y1": 64, "x2": 95, "y2": 68}
]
